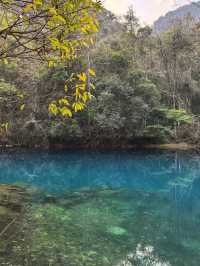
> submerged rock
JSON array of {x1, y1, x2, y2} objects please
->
[
  {"x1": 0, "y1": 184, "x2": 28, "y2": 212},
  {"x1": 0, "y1": 206, "x2": 10, "y2": 216},
  {"x1": 44, "y1": 194, "x2": 58, "y2": 204},
  {"x1": 0, "y1": 184, "x2": 28, "y2": 226},
  {"x1": 0, "y1": 184, "x2": 29, "y2": 264},
  {"x1": 116, "y1": 244, "x2": 171, "y2": 266},
  {"x1": 107, "y1": 226, "x2": 127, "y2": 236},
  {"x1": 59, "y1": 188, "x2": 121, "y2": 209}
]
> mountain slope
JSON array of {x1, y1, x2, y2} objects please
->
[{"x1": 154, "y1": 2, "x2": 200, "y2": 32}]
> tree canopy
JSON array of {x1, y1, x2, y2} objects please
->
[{"x1": 0, "y1": 0, "x2": 102, "y2": 116}]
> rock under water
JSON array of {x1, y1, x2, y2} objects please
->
[{"x1": 116, "y1": 244, "x2": 171, "y2": 266}]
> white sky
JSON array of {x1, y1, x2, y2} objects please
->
[{"x1": 103, "y1": 0, "x2": 195, "y2": 25}]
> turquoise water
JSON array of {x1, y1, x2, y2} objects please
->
[{"x1": 0, "y1": 150, "x2": 200, "y2": 265}]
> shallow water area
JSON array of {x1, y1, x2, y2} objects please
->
[{"x1": 0, "y1": 150, "x2": 199, "y2": 265}]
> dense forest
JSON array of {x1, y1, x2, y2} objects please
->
[{"x1": 1, "y1": 6, "x2": 200, "y2": 148}]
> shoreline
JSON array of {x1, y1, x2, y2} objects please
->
[
  {"x1": 0, "y1": 142, "x2": 197, "y2": 152},
  {"x1": 142, "y1": 143, "x2": 196, "y2": 151}
]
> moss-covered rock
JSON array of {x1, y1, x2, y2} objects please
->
[{"x1": 0, "y1": 184, "x2": 28, "y2": 211}]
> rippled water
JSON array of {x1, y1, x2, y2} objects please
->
[{"x1": 0, "y1": 150, "x2": 200, "y2": 265}]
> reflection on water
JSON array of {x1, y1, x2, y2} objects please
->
[
  {"x1": 0, "y1": 150, "x2": 199, "y2": 265},
  {"x1": 1, "y1": 150, "x2": 200, "y2": 193}
]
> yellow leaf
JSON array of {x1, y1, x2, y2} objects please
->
[
  {"x1": 33, "y1": 0, "x2": 42, "y2": 7},
  {"x1": 75, "y1": 86, "x2": 80, "y2": 100},
  {"x1": 49, "y1": 38, "x2": 60, "y2": 50},
  {"x1": 90, "y1": 83, "x2": 95, "y2": 90},
  {"x1": 72, "y1": 102, "x2": 85, "y2": 112},
  {"x1": 88, "y1": 68, "x2": 95, "y2": 76},
  {"x1": 49, "y1": 103, "x2": 58, "y2": 115},
  {"x1": 60, "y1": 107, "x2": 72, "y2": 117},
  {"x1": 48, "y1": 7, "x2": 57, "y2": 15},
  {"x1": 20, "y1": 104, "x2": 25, "y2": 111},
  {"x1": 58, "y1": 98, "x2": 69, "y2": 106},
  {"x1": 4, "y1": 122, "x2": 9, "y2": 132},
  {"x1": 77, "y1": 72, "x2": 87, "y2": 82},
  {"x1": 17, "y1": 93, "x2": 24, "y2": 99},
  {"x1": 81, "y1": 92, "x2": 92, "y2": 103},
  {"x1": 64, "y1": 83, "x2": 68, "y2": 93},
  {"x1": 3, "y1": 58, "x2": 8, "y2": 65},
  {"x1": 23, "y1": 3, "x2": 33, "y2": 13},
  {"x1": 90, "y1": 38, "x2": 94, "y2": 45},
  {"x1": 1, "y1": 122, "x2": 9, "y2": 132},
  {"x1": 48, "y1": 61, "x2": 55, "y2": 67}
]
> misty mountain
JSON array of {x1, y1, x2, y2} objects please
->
[{"x1": 154, "y1": 2, "x2": 200, "y2": 32}]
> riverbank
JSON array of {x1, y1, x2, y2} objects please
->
[
  {"x1": 143, "y1": 143, "x2": 196, "y2": 151},
  {"x1": 0, "y1": 142, "x2": 197, "y2": 152}
]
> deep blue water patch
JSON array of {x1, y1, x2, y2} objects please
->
[
  {"x1": 0, "y1": 150, "x2": 200, "y2": 265},
  {"x1": 0, "y1": 149, "x2": 199, "y2": 193}
]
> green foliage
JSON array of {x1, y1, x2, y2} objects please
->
[
  {"x1": 0, "y1": 8, "x2": 199, "y2": 146},
  {"x1": 158, "y1": 108, "x2": 193, "y2": 125},
  {"x1": 109, "y1": 52, "x2": 129, "y2": 74},
  {"x1": 135, "y1": 79, "x2": 161, "y2": 108},
  {"x1": 0, "y1": 79, "x2": 17, "y2": 93},
  {"x1": 144, "y1": 125, "x2": 173, "y2": 140},
  {"x1": 0, "y1": 78, "x2": 26, "y2": 136}
]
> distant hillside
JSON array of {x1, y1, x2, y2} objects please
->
[
  {"x1": 154, "y1": 2, "x2": 200, "y2": 32},
  {"x1": 98, "y1": 9, "x2": 123, "y2": 38}
]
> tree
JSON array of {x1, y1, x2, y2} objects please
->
[
  {"x1": 124, "y1": 6, "x2": 139, "y2": 38},
  {"x1": 124, "y1": 6, "x2": 139, "y2": 65},
  {"x1": 0, "y1": 0, "x2": 101, "y2": 61},
  {"x1": 0, "y1": 0, "x2": 102, "y2": 117}
]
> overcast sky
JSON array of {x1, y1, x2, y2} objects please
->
[{"x1": 104, "y1": 0, "x2": 194, "y2": 25}]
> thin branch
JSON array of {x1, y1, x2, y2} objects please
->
[{"x1": 0, "y1": 217, "x2": 17, "y2": 237}]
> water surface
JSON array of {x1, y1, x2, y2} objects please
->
[{"x1": 0, "y1": 150, "x2": 199, "y2": 265}]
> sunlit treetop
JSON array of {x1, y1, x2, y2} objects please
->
[{"x1": 0, "y1": 0, "x2": 102, "y2": 117}]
